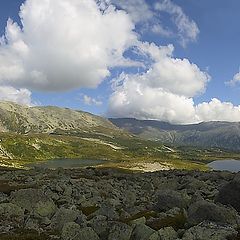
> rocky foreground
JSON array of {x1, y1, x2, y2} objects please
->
[{"x1": 0, "y1": 167, "x2": 240, "y2": 240}]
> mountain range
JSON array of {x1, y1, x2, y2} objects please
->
[
  {"x1": 0, "y1": 101, "x2": 239, "y2": 152},
  {"x1": 109, "y1": 118, "x2": 240, "y2": 151}
]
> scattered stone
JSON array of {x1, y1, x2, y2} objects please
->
[{"x1": 1, "y1": 167, "x2": 240, "y2": 239}]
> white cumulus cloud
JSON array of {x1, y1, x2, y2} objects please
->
[
  {"x1": 0, "y1": 0, "x2": 138, "y2": 92},
  {"x1": 0, "y1": 86, "x2": 32, "y2": 105},
  {"x1": 225, "y1": 71, "x2": 240, "y2": 87},
  {"x1": 108, "y1": 42, "x2": 240, "y2": 124},
  {"x1": 83, "y1": 95, "x2": 103, "y2": 106},
  {"x1": 196, "y1": 98, "x2": 240, "y2": 122}
]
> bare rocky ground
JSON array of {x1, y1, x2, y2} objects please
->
[{"x1": 0, "y1": 167, "x2": 240, "y2": 240}]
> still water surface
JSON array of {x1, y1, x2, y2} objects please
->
[{"x1": 208, "y1": 160, "x2": 240, "y2": 172}]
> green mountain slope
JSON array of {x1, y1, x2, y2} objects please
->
[
  {"x1": 0, "y1": 101, "x2": 122, "y2": 137},
  {"x1": 109, "y1": 118, "x2": 240, "y2": 151}
]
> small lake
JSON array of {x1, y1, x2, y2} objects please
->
[
  {"x1": 27, "y1": 159, "x2": 108, "y2": 169},
  {"x1": 208, "y1": 159, "x2": 240, "y2": 172}
]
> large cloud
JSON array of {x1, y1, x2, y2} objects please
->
[
  {"x1": 196, "y1": 99, "x2": 240, "y2": 122},
  {"x1": 0, "y1": 0, "x2": 137, "y2": 91},
  {"x1": 109, "y1": 77, "x2": 197, "y2": 124},
  {"x1": 108, "y1": 43, "x2": 240, "y2": 124}
]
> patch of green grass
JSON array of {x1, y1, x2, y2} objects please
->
[
  {"x1": 0, "y1": 229, "x2": 58, "y2": 240},
  {"x1": 79, "y1": 206, "x2": 100, "y2": 216},
  {"x1": 121, "y1": 211, "x2": 158, "y2": 223},
  {"x1": 147, "y1": 210, "x2": 187, "y2": 231}
]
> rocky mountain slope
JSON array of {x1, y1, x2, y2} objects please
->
[
  {"x1": 109, "y1": 118, "x2": 240, "y2": 151},
  {"x1": 0, "y1": 101, "x2": 121, "y2": 136},
  {"x1": 0, "y1": 167, "x2": 239, "y2": 239}
]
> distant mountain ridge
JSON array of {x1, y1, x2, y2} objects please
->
[
  {"x1": 109, "y1": 118, "x2": 240, "y2": 151},
  {"x1": 0, "y1": 101, "x2": 121, "y2": 136}
]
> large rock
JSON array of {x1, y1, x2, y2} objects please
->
[
  {"x1": 93, "y1": 203, "x2": 119, "y2": 220},
  {"x1": 11, "y1": 188, "x2": 56, "y2": 218},
  {"x1": 50, "y1": 207, "x2": 80, "y2": 230},
  {"x1": 62, "y1": 222, "x2": 81, "y2": 240},
  {"x1": 154, "y1": 190, "x2": 189, "y2": 212},
  {"x1": 131, "y1": 224, "x2": 156, "y2": 240},
  {"x1": 187, "y1": 200, "x2": 239, "y2": 226},
  {"x1": 148, "y1": 227, "x2": 178, "y2": 240},
  {"x1": 75, "y1": 227, "x2": 100, "y2": 240},
  {"x1": 158, "y1": 227, "x2": 178, "y2": 240},
  {"x1": 88, "y1": 215, "x2": 109, "y2": 239},
  {"x1": 108, "y1": 222, "x2": 132, "y2": 240},
  {"x1": 216, "y1": 180, "x2": 240, "y2": 212},
  {"x1": 0, "y1": 203, "x2": 24, "y2": 220},
  {"x1": 182, "y1": 222, "x2": 238, "y2": 240}
]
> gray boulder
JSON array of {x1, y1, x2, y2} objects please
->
[
  {"x1": 131, "y1": 224, "x2": 156, "y2": 240},
  {"x1": 88, "y1": 215, "x2": 109, "y2": 239},
  {"x1": 148, "y1": 227, "x2": 178, "y2": 240},
  {"x1": 216, "y1": 180, "x2": 240, "y2": 212},
  {"x1": 50, "y1": 207, "x2": 80, "y2": 230},
  {"x1": 108, "y1": 222, "x2": 132, "y2": 240},
  {"x1": 158, "y1": 227, "x2": 178, "y2": 240},
  {"x1": 155, "y1": 190, "x2": 189, "y2": 212},
  {"x1": 62, "y1": 222, "x2": 81, "y2": 240},
  {"x1": 187, "y1": 200, "x2": 239, "y2": 226},
  {"x1": 11, "y1": 188, "x2": 56, "y2": 218},
  {"x1": 0, "y1": 203, "x2": 24, "y2": 220},
  {"x1": 182, "y1": 222, "x2": 237, "y2": 240},
  {"x1": 75, "y1": 227, "x2": 100, "y2": 240}
]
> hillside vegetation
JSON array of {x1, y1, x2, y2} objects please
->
[{"x1": 0, "y1": 102, "x2": 239, "y2": 171}]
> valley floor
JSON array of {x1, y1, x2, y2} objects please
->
[{"x1": 0, "y1": 167, "x2": 239, "y2": 239}]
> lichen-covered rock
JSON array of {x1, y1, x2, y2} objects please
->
[
  {"x1": 93, "y1": 203, "x2": 119, "y2": 220},
  {"x1": 88, "y1": 215, "x2": 109, "y2": 239},
  {"x1": 108, "y1": 222, "x2": 132, "y2": 240},
  {"x1": 187, "y1": 200, "x2": 239, "y2": 226},
  {"x1": 75, "y1": 227, "x2": 100, "y2": 240},
  {"x1": 0, "y1": 192, "x2": 8, "y2": 203},
  {"x1": 50, "y1": 207, "x2": 80, "y2": 230},
  {"x1": 131, "y1": 224, "x2": 156, "y2": 240},
  {"x1": 11, "y1": 188, "x2": 56, "y2": 217},
  {"x1": 155, "y1": 190, "x2": 189, "y2": 212},
  {"x1": 0, "y1": 203, "x2": 24, "y2": 220},
  {"x1": 157, "y1": 227, "x2": 178, "y2": 240},
  {"x1": 182, "y1": 222, "x2": 238, "y2": 240},
  {"x1": 62, "y1": 222, "x2": 81, "y2": 240},
  {"x1": 216, "y1": 180, "x2": 240, "y2": 212}
]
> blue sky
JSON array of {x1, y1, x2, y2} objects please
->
[{"x1": 0, "y1": 0, "x2": 240, "y2": 123}]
